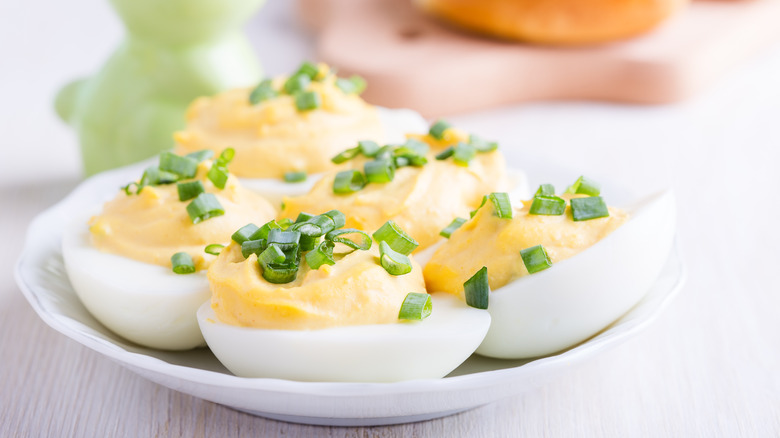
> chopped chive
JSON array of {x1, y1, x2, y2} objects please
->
[
  {"x1": 277, "y1": 218, "x2": 293, "y2": 229},
  {"x1": 305, "y1": 240, "x2": 336, "y2": 270},
  {"x1": 159, "y1": 152, "x2": 198, "y2": 179},
  {"x1": 333, "y1": 170, "x2": 366, "y2": 194},
  {"x1": 204, "y1": 244, "x2": 224, "y2": 255},
  {"x1": 296, "y1": 61, "x2": 319, "y2": 79},
  {"x1": 358, "y1": 140, "x2": 380, "y2": 157},
  {"x1": 171, "y1": 252, "x2": 196, "y2": 274},
  {"x1": 372, "y1": 220, "x2": 418, "y2": 255},
  {"x1": 335, "y1": 75, "x2": 366, "y2": 94},
  {"x1": 463, "y1": 266, "x2": 489, "y2": 309},
  {"x1": 429, "y1": 120, "x2": 451, "y2": 140},
  {"x1": 364, "y1": 159, "x2": 395, "y2": 183},
  {"x1": 121, "y1": 182, "x2": 141, "y2": 195},
  {"x1": 331, "y1": 147, "x2": 360, "y2": 164},
  {"x1": 529, "y1": 196, "x2": 566, "y2": 216},
  {"x1": 453, "y1": 142, "x2": 476, "y2": 166},
  {"x1": 295, "y1": 91, "x2": 321, "y2": 111},
  {"x1": 267, "y1": 229, "x2": 302, "y2": 251},
  {"x1": 258, "y1": 244, "x2": 286, "y2": 265},
  {"x1": 302, "y1": 214, "x2": 337, "y2": 236},
  {"x1": 470, "y1": 195, "x2": 488, "y2": 218},
  {"x1": 250, "y1": 220, "x2": 282, "y2": 241},
  {"x1": 440, "y1": 217, "x2": 467, "y2": 238},
  {"x1": 283, "y1": 73, "x2": 311, "y2": 94},
  {"x1": 469, "y1": 134, "x2": 498, "y2": 152},
  {"x1": 141, "y1": 166, "x2": 178, "y2": 187},
  {"x1": 261, "y1": 262, "x2": 299, "y2": 284},
  {"x1": 520, "y1": 244, "x2": 553, "y2": 274},
  {"x1": 249, "y1": 79, "x2": 278, "y2": 105},
  {"x1": 298, "y1": 234, "x2": 320, "y2": 252},
  {"x1": 374, "y1": 145, "x2": 395, "y2": 160},
  {"x1": 394, "y1": 156, "x2": 410, "y2": 168},
  {"x1": 534, "y1": 184, "x2": 555, "y2": 197},
  {"x1": 186, "y1": 150, "x2": 214, "y2": 162},
  {"x1": 489, "y1": 193, "x2": 513, "y2": 219},
  {"x1": 379, "y1": 241, "x2": 412, "y2": 275},
  {"x1": 435, "y1": 146, "x2": 454, "y2": 160},
  {"x1": 186, "y1": 193, "x2": 224, "y2": 224},
  {"x1": 570, "y1": 196, "x2": 610, "y2": 221},
  {"x1": 177, "y1": 181, "x2": 205, "y2": 202},
  {"x1": 323, "y1": 210, "x2": 346, "y2": 229},
  {"x1": 294, "y1": 212, "x2": 316, "y2": 224},
  {"x1": 565, "y1": 175, "x2": 601, "y2": 196},
  {"x1": 325, "y1": 228, "x2": 372, "y2": 251},
  {"x1": 217, "y1": 148, "x2": 235, "y2": 166},
  {"x1": 398, "y1": 292, "x2": 432, "y2": 321},
  {"x1": 241, "y1": 238, "x2": 268, "y2": 259},
  {"x1": 284, "y1": 171, "x2": 307, "y2": 183},
  {"x1": 207, "y1": 164, "x2": 229, "y2": 189},
  {"x1": 398, "y1": 138, "x2": 430, "y2": 158},
  {"x1": 232, "y1": 223, "x2": 259, "y2": 244}
]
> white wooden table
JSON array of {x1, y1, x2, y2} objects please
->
[{"x1": 2, "y1": 1, "x2": 779, "y2": 436}]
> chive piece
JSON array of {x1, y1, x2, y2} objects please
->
[
  {"x1": 374, "y1": 145, "x2": 395, "y2": 161},
  {"x1": 261, "y1": 262, "x2": 299, "y2": 284},
  {"x1": 331, "y1": 147, "x2": 360, "y2": 164},
  {"x1": 323, "y1": 210, "x2": 346, "y2": 229},
  {"x1": 207, "y1": 164, "x2": 229, "y2": 189},
  {"x1": 217, "y1": 148, "x2": 235, "y2": 166},
  {"x1": 469, "y1": 134, "x2": 498, "y2": 153},
  {"x1": 565, "y1": 176, "x2": 601, "y2": 196},
  {"x1": 121, "y1": 182, "x2": 141, "y2": 195},
  {"x1": 141, "y1": 166, "x2": 178, "y2": 186},
  {"x1": 435, "y1": 146, "x2": 454, "y2": 160},
  {"x1": 463, "y1": 266, "x2": 489, "y2": 309},
  {"x1": 232, "y1": 224, "x2": 259, "y2": 244},
  {"x1": 298, "y1": 234, "x2": 320, "y2": 252},
  {"x1": 333, "y1": 170, "x2": 367, "y2": 194},
  {"x1": 372, "y1": 220, "x2": 418, "y2": 255},
  {"x1": 398, "y1": 138, "x2": 430, "y2": 158},
  {"x1": 306, "y1": 240, "x2": 336, "y2": 270},
  {"x1": 267, "y1": 229, "x2": 302, "y2": 251},
  {"x1": 159, "y1": 152, "x2": 198, "y2": 179},
  {"x1": 204, "y1": 244, "x2": 224, "y2": 256},
  {"x1": 379, "y1": 241, "x2": 412, "y2": 276},
  {"x1": 296, "y1": 61, "x2": 320, "y2": 79},
  {"x1": 529, "y1": 196, "x2": 566, "y2": 216},
  {"x1": 250, "y1": 220, "x2": 282, "y2": 241},
  {"x1": 295, "y1": 91, "x2": 321, "y2": 111},
  {"x1": 470, "y1": 195, "x2": 488, "y2": 218},
  {"x1": 295, "y1": 212, "x2": 316, "y2": 224},
  {"x1": 186, "y1": 150, "x2": 214, "y2": 162},
  {"x1": 535, "y1": 184, "x2": 555, "y2": 197},
  {"x1": 171, "y1": 252, "x2": 196, "y2": 274},
  {"x1": 284, "y1": 171, "x2": 307, "y2": 183},
  {"x1": 241, "y1": 239, "x2": 268, "y2": 259},
  {"x1": 296, "y1": 214, "x2": 336, "y2": 236},
  {"x1": 277, "y1": 218, "x2": 293, "y2": 229},
  {"x1": 177, "y1": 181, "x2": 205, "y2": 202},
  {"x1": 440, "y1": 217, "x2": 467, "y2": 238},
  {"x1": 394, "y1": 156, "x2": 410, "y2": 168},
  {"x1": 186, "y1": 193, "x2": 224, "y2": 224},
  {"x1": 489, "y1": 192, "x2": 513, "y2": 219},
  {"x1": 258, "y1": 244, "x2": 286, "y2": 265},
  {"x1": 520, "y1": 245, "x2": 553, "y2": 274},
  {"x1": 283, "y1": 73, "x2": 311, "y2": 94},
  {"x1": 249, "y1": 79, "x2": 278, "y2": 105},
  {"x1": 326, "y1": 228, "x2": 372, "y2": 251},
  {"x1": 335, "y1": 75, "x2": 366, "y2": 94},
  {"x1": 571, "y1": 196, "x2": 610, "y2": 221},
  {"x1": 429, "y1": 120, "x2": 451, "y2": 140},
  {"x1": 364, "y1": 159, "x2": 395, "y2": 183},
  {"x1": 398, "y1": 292, "x2": 432, "y2": 321},
  {"x1": 358, "y1": 140, "x2": 380, "y2": 157},
  {"x1": 453, "y1": 142, "x2": 476, "y2": 166}
]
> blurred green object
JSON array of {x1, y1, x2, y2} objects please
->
[{"x1": 55, "y1": 0, "x2": 265, "y2": 176}]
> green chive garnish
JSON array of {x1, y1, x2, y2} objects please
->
[
  {"x1": 333, "y1": 170, "x2": 366, "y2": 194},
  {"x1": 453, "y1": 142, "x2": 476, "y2": 166},
  {"x1": 489, "y1": 192, "x2": 513, "y2": 219},
  {"x1": 186, "y1": 193, "x2": 225, "y2": 224},
  {"x1": 429, "y1": 120, "x2": 451, "y2": 140},
  {"x1": 379, "y1": 241, "x2": 412, "y2": 275},
  {"x1": 261, "y1": 262, "x2": 299, "y2": 284},
  {"x1": 241, "y1": 239, "x2": 268, "y2": 259},
  {"x1": 295, "y1": 91, "x2": 321, "y2": 111},
  {"x1": 121, "y1": 182, "x2": 141, "y2": 195},
  {"x1": 267, "y1": 229, "x2": 301, "y2": 251},
  {"x1": 186, "y1": 150, "x2": 214, "y2": 162},
  {"x1": 372, "y1": 221, "x2": 418, "y2": 255},
  {"x1": 159, "y1": 152, "x2": 198, "y2": 179},
  {"x1": 440, "y1": 217, "x2": 467, "y2": 238},
  {"x1": 305, "y1": 240, "x2": 336, "y2": 270},
  {"x1": 284, "y1": 171, "x2": 307, "y2": 183},
  {"x1": 296, "y1": 61, "x2": 319, "y2": 79},
  {"x1": 207, "y1": 165, "x2": 229, "y2": 190},
  {"x1": 469, "y1": 134, "x2": 498, "y2": 152},
  {"x1": 232, "y1": 223, "x2": 259, "y2": 245},
  {"x1": 570, "y1": 196, "x2": 610, "y2": 221},
  {"x1": 204, "y1": 244, "x2": 224, "y2": 256},
  {"x1": 565, "y1": 176, "x2": 601, "y2": 196},
  {"x1": 398, "y1": 292, "x2": 432, "y2": 321},
  {"x1": 283, "y1": 73, "x2": 311, "y2": 94},
  {"x1": 323, "y1": 210, "x2": 346, "y2": 228},
  {"x1": 358, "y1": 140, "x2": 380, "y2": 157},
  {"x1": 520, "y1": 245, "x2": 553, "y2": 274},
  {"x1": 278, "y1": 217, "x2": 293, "y2": 229},
  {"x1": 141, "y1": 165, "x2": 178, "y2": 187},
  {"x1": 177, "y1": 181, "x2": 205, "y2": 202},
  {"x1": 529, "y1": 196, "x2": 566, "y2": 216},
  {"x1": 325, "y1": 228, "x2": 372, "y2": 251},
  {"x1": 250, "y1": 220, "x2": 282, "y2": 241},
  {"x1": 463, "y1": 266, "x2": 489, "y2": 309},
  {"x1": 258, "y1": 244, "x2": 286, "y2": 265},
  {"x1": 364, "y1": 159, "x2": 395, "y2": 183},
  {"x1": 470, "y1": 195, "x2": 488, "y2": 218},
  {"x1": 171, "y1": 252, "x2": 196, "y2": 274},
  {"x1": 535, "y1": 184, "x2": 555, "y2": 197},
  {"x1": 249, "y1": 79, "x2": 278, "y2": 105},
  {"x1": 331, "y1": 147, "x2": 360, "y2": 164},
  {"x1": 335, "y1": 75, "x2": 366, "y2": 94},
  {"x1": 435, "y1": 146, "x2": 455, "y2": 160}
]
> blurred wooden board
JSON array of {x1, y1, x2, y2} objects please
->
[{"x1": 301, "y1": 0, "x2": 780, "y2": 117}]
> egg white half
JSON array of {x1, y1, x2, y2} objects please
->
[
  {"x1": 62, "y1": 216, "x2": 209, "y2": 350},
  {"x1": 198, "y1": 293, "x2": 490, "y2": 382},
  {"x1": 476, "y1": 190, "x2": 677, "y2": 359}
]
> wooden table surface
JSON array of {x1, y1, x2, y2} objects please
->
[{"x1": 2, "y1": 1, "x2": 779, "y2": 436}]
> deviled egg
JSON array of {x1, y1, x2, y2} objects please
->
[
  {"x1": 198, "y1": 212, "x2": 491, "y2": 382},
  {"x1": 423, "y1": 179, "x2": 676, "y2": 359},
  {"x1": 62, "y1": 150, "x2": 276, "y2": 350}
]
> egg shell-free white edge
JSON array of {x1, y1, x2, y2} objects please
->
[
  {"x1": 198, "y1": 293, "x2": 491, "y2": 382},
  {"x1": 238, "y1": 107, "x2": 430, "y2": 204},
  {"x1": 476, "y1": 190, "x2": 677, "y2": 359},
  {"x1": 61, "y1": 215, "x2": 209, "y2": 351}
]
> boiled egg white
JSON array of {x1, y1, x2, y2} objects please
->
[
  {"x1": 197, "y1": 293, "x2": 490, "y2": 382},
  {"x1": 476, "y1": 190, "x2": 676, "y2": 359}
]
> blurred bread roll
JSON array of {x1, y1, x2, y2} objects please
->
[{"x1": 414, "y1": 0, "x2": 688, "y2": 45}]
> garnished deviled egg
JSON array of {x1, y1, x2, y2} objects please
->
[
  {"x1": 198, "y1": 212, "x2": 490, "y2": 382},
  {"x1": 423, "y1": 178, "x2": 676, "y2": 359},
  {"x1": 62, "y1": 150, "x2": 276, "y2": 350},
  {"x1": 173, "y1": 61, "x2": 427, "y2": 204}
]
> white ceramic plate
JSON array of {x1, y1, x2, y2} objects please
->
[{"x1": 15, "y1": 158, "x2": 686, "y2": 427}]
